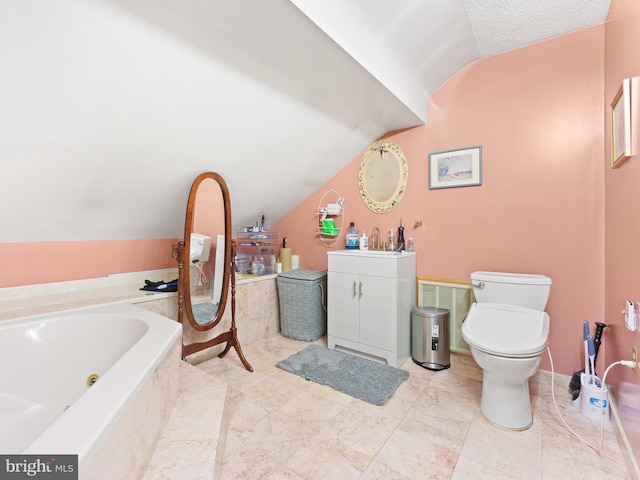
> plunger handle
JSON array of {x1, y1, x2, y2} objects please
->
[
  {"x1": 593, "y1": 322, "x2": 606, "y2": 353},
  {"x1": 592, "y1": 322, "x2": 607, "y2": 374}
]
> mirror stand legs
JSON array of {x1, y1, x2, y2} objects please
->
[
  {"x1": 217, "y1": 326, "x2": 254, "y2": 372},
  {"x1": 182, "y1": 326, "x2": 254, "y2": 372}
]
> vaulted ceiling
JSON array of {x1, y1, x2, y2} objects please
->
[{"x1": 0, "y1": 0, "x2": 611, "y2": 242}]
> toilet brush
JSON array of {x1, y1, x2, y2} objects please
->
[
  {"x1": 588, "y1": 337, "x2": 596, "y2": 386},
  {"x1": 568, "y1": 321, "x2": 607, "y2": 396},
  {"x1": 568, "y1": 321, "x2": 589, "y2": 394}
]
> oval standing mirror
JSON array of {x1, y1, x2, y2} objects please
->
[
  {"x1": 358, "y1": 139, "x2": 408, "y2": 213},
  {"x1": 182, "y1": 172, "x2": 231, "y2": 330},
  {"x1": 178, "y1": 172, "x2": 253, "y2": 371}
]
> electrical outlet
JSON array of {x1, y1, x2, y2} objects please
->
[
  {"x1": 622, "y1": 300, "x2": 639, "y2": 331},
  {"x1": 171, "y1": 244, "x2": 180, "y2": 258}
]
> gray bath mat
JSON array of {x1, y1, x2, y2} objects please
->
[{"x1": 276, "y1": 344, "x2": 409, "y2": 406}]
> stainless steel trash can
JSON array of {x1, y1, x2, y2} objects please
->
[{"x1": 411, "y1": 306, "x2": 450, "y2": 370}]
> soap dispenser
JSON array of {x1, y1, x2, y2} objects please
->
[{"x1": 387, "y1": 229, "x2": 395, "y2": 251}]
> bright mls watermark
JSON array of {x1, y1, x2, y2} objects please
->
[{"x1": 0, "y1": 455, "x2": 77, "y2": 479}]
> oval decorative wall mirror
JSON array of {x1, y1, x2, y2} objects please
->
[{"x1": 358, "y1": 139, "x2": 408, "y2": 213}]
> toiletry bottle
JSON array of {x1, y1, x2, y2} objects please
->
[
  {"x1": 346, "y1": 222, "x2": 359, "y2": 249},
  {"x1": 359, "y1": 231, "x2": 368, "y2": 250},
  {"x1": 387, "y1": 229, "x2": 395, "y2": 251},
  {"x1": 407, "y1": 237, "x2": 414, "y2": 252}
]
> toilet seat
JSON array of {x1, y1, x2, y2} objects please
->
[{"x1": 462, "y1": 303, "x2": 549, "y2": 357}]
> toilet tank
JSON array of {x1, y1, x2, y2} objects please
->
[
  {"x1": 190, "y1": 233, "x2": 212, "y2": 264},
  {"x1": 470, "y1": 271, "x2": 552, "y2": 310}
]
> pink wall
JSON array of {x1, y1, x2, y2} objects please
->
[
  {"x1": 274, "y1": 26, "x2": 606, "y2": 378},
  {"x1": 604, "y1": 0, "x2": 640, "y2": 464},
  {"x1": 0, "y1": 239, "x2": 178, "y2": 288}
]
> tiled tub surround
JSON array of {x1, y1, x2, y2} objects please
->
[
  {"x1": 0, "y1": 269, "x2": 181, "y2": 321},
  {"x1": 180, "y1": 274, "x2": 280, "y2": 364},
  {"x1": 0, "y1": 268, "x2": 280, "y2": 351},
  {"x1": 0, "y1": 270, "x2": 280, "y2": 479},
  {"x1": 82, "y1": 337, "x2": 182, "y2": 479},
  {"x1": 0, "y1": 301, "x2": 182, "y2": 479}
]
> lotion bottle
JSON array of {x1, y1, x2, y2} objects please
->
[
  {"x1": 387, "y1": 229, "x2": 395, "y2": 251},
  {"x1": 359, "y1": 231, "x2": 368, "y2": 250}
]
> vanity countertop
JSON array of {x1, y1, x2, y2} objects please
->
[{"x1": 328, "y1": 250, "x2": 415, "y2": 258}]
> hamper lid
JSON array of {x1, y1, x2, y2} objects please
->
[{"x1": 277, "y1": 269, "x2": 327, "y2": 281}]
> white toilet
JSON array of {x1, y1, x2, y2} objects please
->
[{"x1": 462, "y1": 271, "x2": 552, "y2": 430}]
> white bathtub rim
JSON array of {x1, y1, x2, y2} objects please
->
[
  {"x1": 0, "y1": 296, "x2": 173, "y2": 325},
  {"x1": 20, "y1": 302, "x2": 182, "y2": 468}
]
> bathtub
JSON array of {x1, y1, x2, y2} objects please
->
[{"x1": 0, "y1": 302, "x2": 182, "y2": 474}]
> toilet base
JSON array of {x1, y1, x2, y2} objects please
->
[
  {"x1": 468, "y1": 347, "x2": 542, "y2": 430},
  {"x1": 479, "y1": 367, "x2": 536, "y2": 430}
]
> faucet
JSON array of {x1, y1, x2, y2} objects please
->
[{"x1": 370, "y1": 227, "x2": 380, "y2": 250}]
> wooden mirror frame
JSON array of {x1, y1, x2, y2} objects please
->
[
  {"x1": 181, "y1": 172, "x2": 231, "y2": 330},
  {"x1": 177, "y1": 172, "x2": 253, "y2": 371}
]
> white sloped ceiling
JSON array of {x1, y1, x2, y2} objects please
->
[{"x1": 0, "y1": 0, "x2": 610, "y2": 242}]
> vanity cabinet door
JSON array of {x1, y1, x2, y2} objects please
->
[
  {"x1": 327, "y1": 271, "x2": 360, "y2": 342},
  {"x1": 358, "y1": 274, "x2": 397, "y2": 351}
]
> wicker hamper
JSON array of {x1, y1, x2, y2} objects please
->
[{"x1": 277, "y1": 269, "x2": 327, "y2": 341}]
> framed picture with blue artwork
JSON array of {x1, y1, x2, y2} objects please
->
[{"x1": 429, "y1": 146, "x2": 482, "y2": 189}]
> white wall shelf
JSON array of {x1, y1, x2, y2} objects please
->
[{"x1": 317, "y1": 190, "x2": 344, "y2": 248}]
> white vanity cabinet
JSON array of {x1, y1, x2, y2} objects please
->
[{"x1": 327, "y1": 250, "x2": 416, "y2": 367}]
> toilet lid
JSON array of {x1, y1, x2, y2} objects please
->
[{"x1": 462, "y1": 303, "x2": 549, "y2": 357}]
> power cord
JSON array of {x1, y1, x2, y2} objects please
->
[
  {"x1": 599, "y1": 356, "x2": 637, "y2": 449},
  {"x1": 547, "y1": 346, "x2": 638, "y2": 453},
  {"x1": 547, "y1": 346, "x2": 600, "y2": 453}
]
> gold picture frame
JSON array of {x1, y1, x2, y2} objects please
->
[{"x1": 611, "y1": 78, "x2": 632, "y2": 167}]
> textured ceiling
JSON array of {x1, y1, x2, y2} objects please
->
[{"x1": 464, "y1": 0, "x2": 612, "y2": 56}]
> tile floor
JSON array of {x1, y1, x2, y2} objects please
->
[{"x1": 148, "y1": 333, "x2": 633, "y2": 479}]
